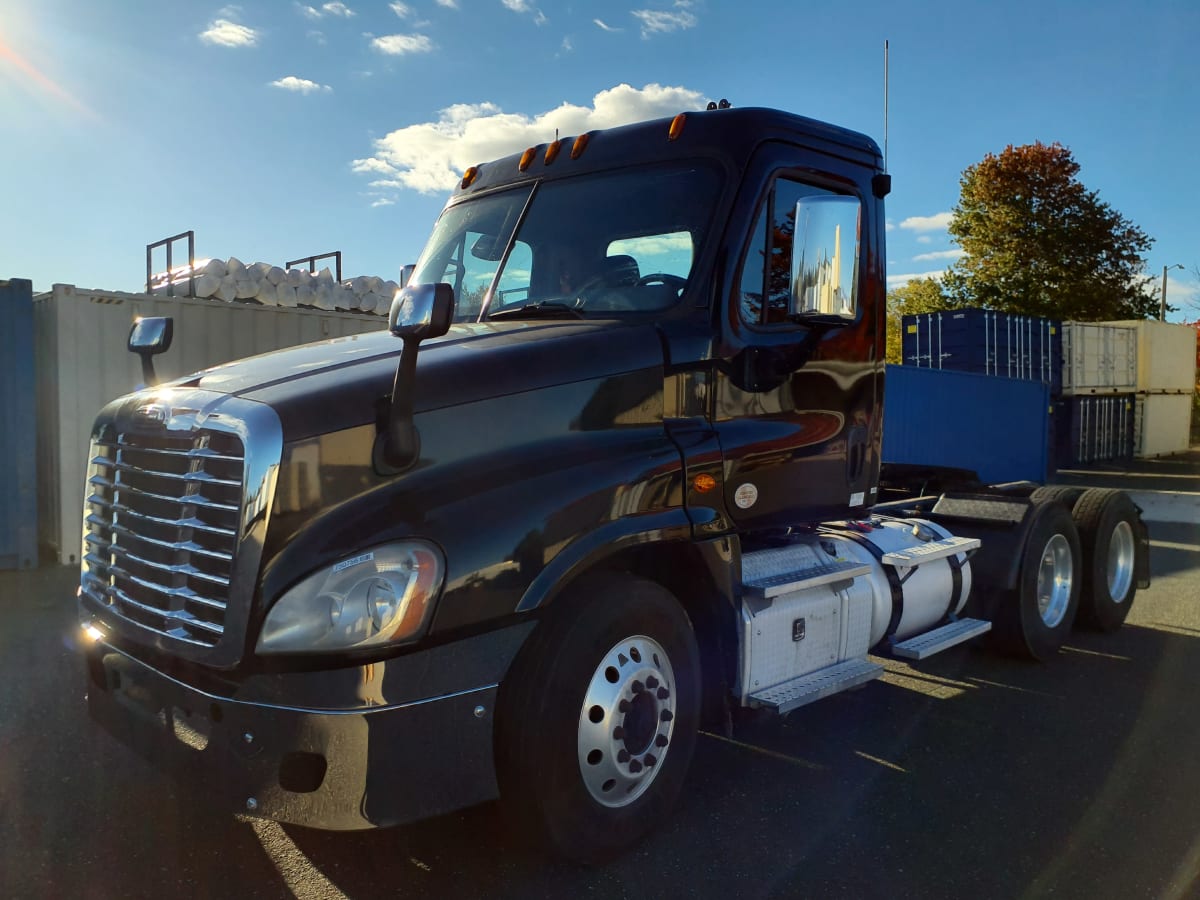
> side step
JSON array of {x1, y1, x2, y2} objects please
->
[
  {"x1": 881, "y1": 535, "x2": 980, "y2": 569},
  {"x1": 748, "y1": 658, "x2": 884, "y2": 715},
  {"x1": 743, "y1": 560, "x2": 873, "y2": 600},
  {"x1": 891, "y1": 618, "x2": 992, "y2": 661}
]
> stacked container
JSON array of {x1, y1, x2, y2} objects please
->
[
  {"x1": 1106, "y1": 320, "x2": 1197, "y2": 458},
  {"x1": 1056, "y1": 322, "x2": 1139, "y2": 467},
  {"x1": 901, "y1": 309, "x2": 1063, "y2": 393}
]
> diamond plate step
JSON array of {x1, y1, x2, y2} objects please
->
[
  {"x1": 892, "y1": 618, "x2": 992, "y2": 661},
  {"x1": 881, "y1": 536, "x2": 981, "y2": 568},
  {"x1": 743, "y1": 560, "x2": 873, "y2": 600},
  {"x1": 748, "y1": 658, "x2": 884, "y2": 715}
]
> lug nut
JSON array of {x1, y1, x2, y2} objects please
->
[
  {"x1": 655, "y1": 734, "x2": 669, "y2": 747},
  {"x1": 632, "y1": 680, "x2": 644, "y2": 693},
  {"x1": 628, "y1": 759, "x2": 643, "y2": 773},
  {"x1": 613, "y1": 726, "x2": 625, "y2": 740},
  {"x1": 657, "y1": 688, "x2": 670, "y2": 700},
  {"x1": 618, "y1": 699, "x2": 630, "y2": 713},
  {"x1": 660, "y1": 710, "x2": 673, "y2": 722},
  {"x1": 646, "y1": 676, "x2": 659, "y2": 689},
  {"x1": 645, "y1": 754, "x2": 657, "y2": 767},
  {"x1": 617, "y1": 749, "x2": 630, "y2": 763}
]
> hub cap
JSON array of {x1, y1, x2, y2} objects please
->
[
  {"x1": 1107, "y1": 520, "x2": 1135, "y2": 603},
  {"x1": 577, "y1": 635, "x2": 676, "y2": 808},
  {"x1": 1036, "y1": 533, "x2": 1074, "y2": 628}
]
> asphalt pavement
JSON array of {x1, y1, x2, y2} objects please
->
[{"x1": 2, "y1": 471, "x2": 1198, "y2": 899}]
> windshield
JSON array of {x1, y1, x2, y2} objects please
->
[{"x1": 407, "y1": 163, "x2": 723, "y2": 321}]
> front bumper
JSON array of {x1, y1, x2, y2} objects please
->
[{"x1": 84, "y1": 642, "x2": 502, "y2": 830}]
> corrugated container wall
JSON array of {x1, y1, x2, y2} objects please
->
[
  {"x1": 35, "y1": 284, "x2": 386, "y2": 565},
  {"x1": 1060, "y1": 323, "x2": 1138, "y2": 394},
  {"x1": 900, "y1": 308, "x2": 1062, "y2": 394},
  {"x1": 1054, "y1": 394, "x2": 1136, "y2": 467},
  {"x1": 1106, "y1": 320, "x2": 1197, "y2": 393},
  {"x1": 1135, "y1": 394, "x2": 1193, "y2": 458},
  {"x1": 882, "y1": 365, "x2": 1050, "y2": 485},
  {"x1": 1, "y1": 279, "x2": 38, "y2": 569}
]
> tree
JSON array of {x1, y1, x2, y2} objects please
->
[
  {"x1": 885, "y1": 277, "x2": 951, "y2": 363},
  {"x1": 942, "y1": 142, "x2": 1158, "y2": 320}
]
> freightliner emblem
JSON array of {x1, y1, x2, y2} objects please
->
[{"x1": 136, "y1": 403, "x2": 170, "y2": 424}]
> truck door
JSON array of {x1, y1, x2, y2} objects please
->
[{"x1": 712, "y1": 148, "x2": 883, "y2": 531}]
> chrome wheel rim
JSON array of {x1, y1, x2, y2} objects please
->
[
  {"x1": 1037, "y1": 533, "x2": 1074, "y2": 628},
  {"x1": 1107, "y1": 520, "x2": 1135, "y2": 603},
  {"x1": 577, "y1": 635, "x2": 676, "y2": 808}
]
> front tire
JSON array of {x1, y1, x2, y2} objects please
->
[{"x1": 495, "y1": 572, "x2": 700, "y2": 863}]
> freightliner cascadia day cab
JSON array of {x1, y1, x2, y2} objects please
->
[{"x1": 78, "y1": 105, "x2": 1150, "y2": 862}]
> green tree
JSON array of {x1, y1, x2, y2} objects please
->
[
  {"x1": 942, "y1": 142, "x2": 1158, "y2": 320},
  {"x1": 885, "y1": 277, "x2": 951, "y2": 363}
]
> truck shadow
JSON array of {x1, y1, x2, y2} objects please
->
[{"x1": 282, "y1": 620, "x2": 1200, "y2": 899}]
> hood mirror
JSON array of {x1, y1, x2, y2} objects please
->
[
  {"x1": 377, "y1": 283, "x2": 454, "y2": 472},
  {"x1": 128, "y1": 316, "x2": 174, "y2": 386}
]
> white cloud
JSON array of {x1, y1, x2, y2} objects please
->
[
  {"x1": 371, "y1": 198, "x2": 396, "y2": 207},
  {"x1": 270, "y1": 75, "x2": 332, "y2": 94},
  {"x1": 534, "y1": 10, "x2": 548, "y2": 25},
  {"x1": 912, "y1": 248, "x2": 965, "y2": 262},
  {"x1": 371, "y1": 33, "x2": 434, "y2": 54},
  {"x1": 436, "y1": 0, "x2": 459, "y2": 7},
  {"x1": 323, "y1": 2, "x2": 355, "y2": 16},
  {"x1": 631, "y1": 5, "x2": 698, "y2": 38},
  {"x1": 899, "y1": 211, "x2": 953, "y2": 232},
  {"x1": 594, "y1": 18, "x2": 620, "y2": 32},
  {"x1": 217, "y1": 5, "x2": 243, "y2": 17},
  {"x1": 887, "y1": 270, "x2": 947, "y2": 287},
  {"x1": 559, "y1": 36, "x2": 573, "y2": 53},
  {"x1": 199, "y1": 18, "x2": 260, "y2": 47},
  {"x1": 502, "y1": 0, "x2": 531, "y2": 10},
  {"x1": 389, "y1": 1, "x2": 411, "y2": 17},
  {"x1": 1165, "y1": 274, "x2": 1199, "y2": 313},
  {"x1": 356, "y1": 82, "x2": 706, "y2": 195},
  {"x1": 885, "y1": 220, "x2": 895, "y2": 232},
  {"x1": 916, "y1": 236, "x2": 932, "y2": 244},
  {"x1": 307, "y1": 29, "x2": 327, "y2": 44}
]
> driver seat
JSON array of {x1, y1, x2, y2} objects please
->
[{"x1": 598, "y1": 254, "x2": 640, "y2": 287}]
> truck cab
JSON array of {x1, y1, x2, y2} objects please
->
[{"x1": 78, "y1": 106, "x2": 1147, "y2": 862}]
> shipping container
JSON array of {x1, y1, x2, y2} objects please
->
[
  {"x1": 882, "y1": 365, "x2": 1050, "y2": 484},
  {"x1": 1054, "y1": 394, "x2": 1136, "y2": 467},
  {"x1": 34, "y1": 284, "x2": 387, "y2": 565},
  {"x1": 1134, "y1": 393, "x2": 1193, "y2": 458},
  {"x1": 901, "y1": 308, "x2": 1062, "y2": 393},
  {"x1": 1060, "y1": 323, "x2": 1138, "y2": 395},
  {"x1": 1, "y1": 279, "x2": 38, "y2": 569},
  {"x1": 1106, "y1": 320, "x2": 1197, "y2": 394}
]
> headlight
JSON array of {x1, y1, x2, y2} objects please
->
[{"x1": 257, "y1": 541, "x2": 444, "y2": 654}]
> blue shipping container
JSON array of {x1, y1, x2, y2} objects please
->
[
  {"x1": 1, "y1": 278, "x2": 37, "y2": 569},
  {"x1": 1054, "y1": 394, "x2": 1135, "y2": 467},
  {"x1": 901, "y1": 308, "x2": 1063, "y2": 395},
  {"x1": 883, "y1": 364, "x2": 1051, "y2": 485}
]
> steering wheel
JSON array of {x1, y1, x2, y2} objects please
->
[
  {"x1": 636, "y1": 273, "x2": 688, "y2": 296},
  {"x1": 571, "y1": 273, "x2": 614, "y2": 308}
]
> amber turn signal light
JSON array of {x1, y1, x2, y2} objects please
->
[
  {"x1": 460, "y1": 166, "x2": 480, "y2": 189},
  {"x1": 692, "y1": 473, "x2": 717, "y2": 493},
  {"x1": 668, "y1": 113, "x2": 686, "y2": 141}
]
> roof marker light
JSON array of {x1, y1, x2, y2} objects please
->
[
  {"x1": 544, "y1": 140, "x2": 562, "y2": 165},
  {"x1": 570, "y1": 133, "x2": 591, "y2": 159},
  {"x1": 668, "y1": 113, "x2": 686, "y2": 141},
  {"x1": 519, "y1": 147, "x2": 537, "y2": 172},
  {"x1": 460, "y1": 166, "x2": 480, "y2": 189}
]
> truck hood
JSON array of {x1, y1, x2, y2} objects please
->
[{"x1": 184, "y1": 319, "x2": 669, "y2": 441}]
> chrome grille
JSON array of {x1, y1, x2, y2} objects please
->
[{"x1": 81, "y1": 425, "x2": 245, "y2": 648}]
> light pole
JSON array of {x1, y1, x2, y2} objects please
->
[{"x1": 1161, "y1": 263, "x2": 1184, "y2": 320}]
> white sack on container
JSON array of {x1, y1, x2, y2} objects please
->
[
  {"x1": 367, "y1": 276, "x2": 385, "y2": 294},
  {"x1": 227, "y1": 256, "x2": 246, "y2": 277},
  {"x1": 276, "y1": 283, "x2": 298, "y2": 307},
  {"x1": 193, "y1": 273, "x2": 221, "y2": 298},
  {"x1": 359, "y1": 292, "x2": 381, "y2": 314},
  {"x1": 316, "y1": 266, "x2": 335, "y2": 287},
  {"x1": 215, "y1": 277, "x2": 238, "y2": 303},
  {"x1": 267, "y1": 266, "x2": 286, "y2": 285},
  {"x1": 201, "y1": 258, "x2": 228, "y2": 279},
  {"x1": 249, "y1": 261, "x2": 271, "y2": 279},
  {"x1": 286, "y1": 267, "x2": 306, "y2": 288},
  {"x1": 295, "y1": 281, "x2": 316, "y2": 306},
  {"x1": 253, "y1": 283, "x2": 278, "y2": 306},
  {"x1": 235, "y1": 277, "x2": 259, "y2": 300},
  {"x1": 351, "y1": 275, "x2": 371, "y2": 296}
]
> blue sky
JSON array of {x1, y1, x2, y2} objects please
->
[{"x1": 2, "y1": 0, "x2": 1197, "y2": 319}]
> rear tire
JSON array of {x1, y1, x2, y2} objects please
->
[
  {"x1": 1029, "y1": 485, "x2": 1085, "y2": 508},
  {"x1": 1072, "y1": 489, "x2": 1139, "y2": 632},
  {"x1": 991, "y1": 499, "x2": 1082, "y2": 661},
  {"x1": 495, "y1": 572, "x2": 700, "y2": 863}
]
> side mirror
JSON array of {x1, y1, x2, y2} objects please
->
[
  {"x1": 127, "y1": 316, "x2": 174, "y2": 387},
  {"x1": 790, "y1": 195, "x2": 861, "y2": 321},
  {"x1": 388, "y1": 283, "x2": 454, "y2": 341},
  {"x1": 378, "y1": 283, "x2": 454, "y2": 472}
]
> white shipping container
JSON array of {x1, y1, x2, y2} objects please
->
[
  {"x1": 1134, "y1": 393, "x2": 1193, "y2": 458},
  {"x1": 1107, "y1": 320, "x2": 1198, "y2": 394},
  {"x1": 34, "y1": 284, "x2": 386, "y2": 565},
  {"x1": 1060, "y1": 323, "x2": 1138, "y2": 395}
]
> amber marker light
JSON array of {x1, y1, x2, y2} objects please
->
[
  {"x1": 84, "y1": 624, "x2": 103, "y2": 642},
  {"x1": 544, "y1": 140, "x2": 562, "y2": 165},
  {"x1": 570, "y1": 133, "x2": 590, "y2": 159},
  {"x1": 693, "y1": 473, "x2": 717, "y2": 493},
  {"x1": 460, "y1": 166, "x2": 480, "y2": 189},
  {"x1": 668, "y1": 113, "x2": 687, "y2": 141},
  {"x1": 519, "y1": 147, "x2": 537, "y2": 172}
]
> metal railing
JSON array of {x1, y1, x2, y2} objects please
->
[{"x1": 146, "y1": 230, "x2": 196, "y2": 297}]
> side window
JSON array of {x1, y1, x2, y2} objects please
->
[
  {"x1": 738, "y1": 177, "x2": 855, "y2": 325},
  {"x1": 493, "y1": 240, "x2": 532, "y2": 306}
]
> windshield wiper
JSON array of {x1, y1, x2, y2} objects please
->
[{"x1": 487, "y1": 301, "x2": 584, "y2": 320}]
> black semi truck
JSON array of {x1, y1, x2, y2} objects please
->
[{"x1": 78, "y1": 105, "x2": 1149, "y2": 861}]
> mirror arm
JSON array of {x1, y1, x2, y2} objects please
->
[
  {"x1": 378, "y1": 336, "x2": 422, "y2": 471},
  {"x1": 139, "y1": 354, "x2": 158, "y2": 387}
]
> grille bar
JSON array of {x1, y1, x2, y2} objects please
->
[{"x1": 82, "y1": 424, "x2": 245, "y2": 649}]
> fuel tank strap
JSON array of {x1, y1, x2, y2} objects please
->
[{"x1": 943, "y1": 551, "x2": 964, "y2": 623}]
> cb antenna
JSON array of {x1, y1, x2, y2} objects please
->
[{"x1": 883, "y1": 39, "x2": 890, "y2": 172}]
